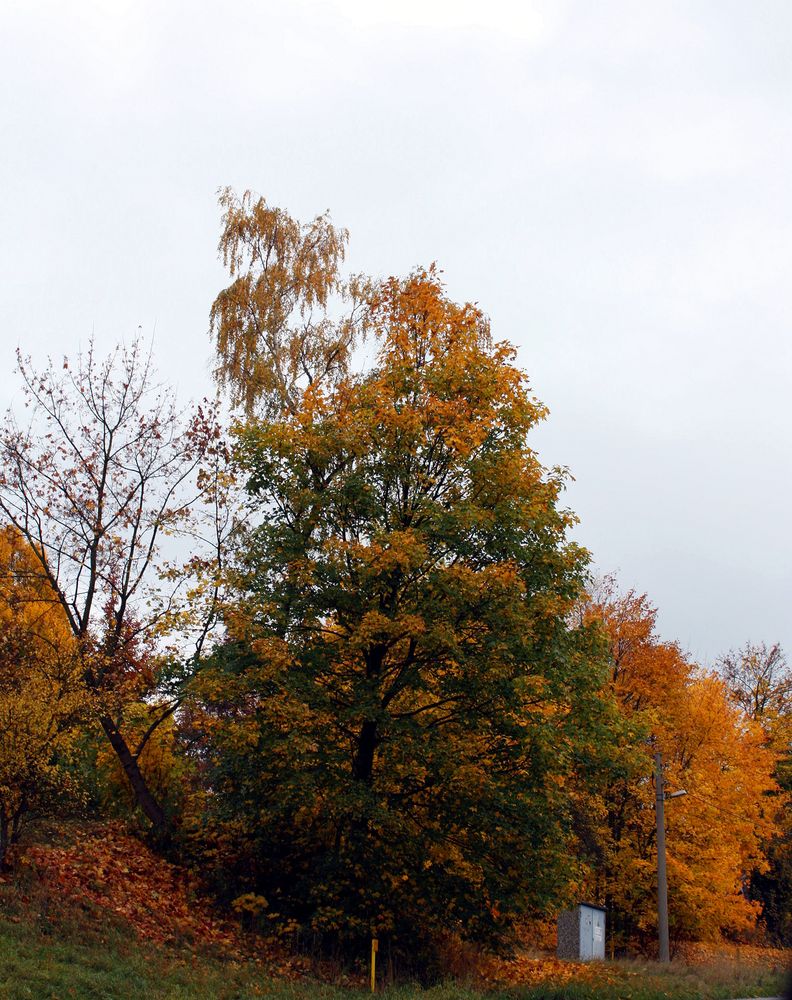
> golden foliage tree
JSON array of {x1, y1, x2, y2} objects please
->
[
  {"x1": 719, "y1": 642, "x2": 792, "y2": 944},
  {"x1": 0, "y1": 528, "x2": 86, "y2": 866},
  {"x1": 210, "y1": 187, "x2": 370, "y2": 416},
  {"x1": 192, "y1": 198, "x2": 619, "y2": 960}
]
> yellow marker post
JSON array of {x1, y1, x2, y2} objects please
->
[{"x1": 370, "y1": 937, "x2": 379, "y2": 993}]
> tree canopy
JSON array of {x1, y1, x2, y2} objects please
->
[
  {"x1": 188, "y1": 256, "x2": 618, "y2": 958},
  {"x1": 0, "y1": 188, "x2": 785, "y2": 975}
]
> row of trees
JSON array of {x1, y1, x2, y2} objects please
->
[
  {"x1": 581, "y1": 586, "x2": 788, "y2": 950},
  {"x1": 0, "y1": 189, "x2": 788, "y2": 965}
]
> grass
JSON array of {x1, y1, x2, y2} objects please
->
[
  {"x1": 0, "y1": 908, "x2": 786, "y2": 1000},
  {"x1": 0, "y1": 820, "x2": 786, "y2": 999}
]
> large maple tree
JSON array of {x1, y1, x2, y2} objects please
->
[{"x1": 190, "y1": 192, "x2": 618, "y2": 958}]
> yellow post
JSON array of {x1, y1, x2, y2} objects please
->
[{"x1": 370, "y1": 937, "x2": 378, "y2": 993}]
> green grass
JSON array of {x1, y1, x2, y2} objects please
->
[
  {"x1": 0, "y1": 911, "x2": 786, "y2": 1000},
  {"x1": 0, "y1": 863, "x2": 786, "y2": 1000}
]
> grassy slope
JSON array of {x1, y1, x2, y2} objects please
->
[
  {"x1": 0, "y1": 821, "x2": 786, "y2": 1000},
  {"x1": 0, "y1": 910, "x2": 785, "y2": 1000}
]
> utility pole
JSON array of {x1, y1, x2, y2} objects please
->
[
  {"x1": 655, "y1": 751, "x2": 670, "y2": 963},
  {"x1": 655, "y1": 751, "x2": 687, "y2": 964}
]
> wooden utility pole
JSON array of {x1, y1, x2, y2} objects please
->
[{"x1": 655, "y1": 751, "x2": 670, "y2": 963}]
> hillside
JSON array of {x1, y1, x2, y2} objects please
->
[{"x1": 0, "y1": 820, "x2": 787, "y2": 999}]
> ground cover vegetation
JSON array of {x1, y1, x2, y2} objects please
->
[
  {"x1": 0, "y1": 821, "x2": 786, "y2": 999},
  {"x1": 0, "y1": 190, "x2": 789, "y2": 989}
]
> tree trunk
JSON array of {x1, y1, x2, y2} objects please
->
[
  {"x1": 0, "y1": 810, "x2": 9, "y2": 872},
  {"x1": 352, "y1": 719, "x2": 378, "y2": 783},
  {"x1": 10, "y1": 797, "x2": 25, "y2": 844},
  {"x1": 351, "y1": 644, "x2": 385, "y2": 783},
  {"x1": 98, "y1": 714, "x2": 168, "y2": 836}
]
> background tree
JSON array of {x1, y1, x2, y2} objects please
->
[
  {"x1": 210, "y1": 187, "x2": 370, "y2": 416},
  {"x1": 0, "y1": 340, "x2": 224, "y2": 837},
  {"x1": 581, "y1": 580, "x2": 778, "y2": 952},
  {"x1": 719, "y1": 642, "x2": 792, "y2": 726},
  {"x1": 0, "y1": 528, "x2": 86, "y2": 866},
  {"x1": 190, "y1": 249, "x2": 619, "y2": 964},
  {"x1": 719, "y1": 642, "x2": 792, "y2": 945}
]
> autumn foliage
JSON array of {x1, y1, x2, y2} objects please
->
[
  {"x1": 187, "y1": 262, "x2": 619, "y2": 963},
  {"x1": 0, "y1": 189, "x2": 787, "y2": 978},
  {"x1": 578, "y1": 580, "x2": 780, "y2": 951},
  {"x1": 0, "y1": 528, "x2": 86, "y2": 867}
]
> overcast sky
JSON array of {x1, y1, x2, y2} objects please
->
[{"x1": 2, "y1": 0, "x2": 790, "y2": 663}]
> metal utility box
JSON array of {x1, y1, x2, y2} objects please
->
[{"x1": 557, "y1": 903, "x2": 606, "y2": 960}]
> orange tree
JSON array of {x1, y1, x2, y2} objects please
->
[
  {"x1": 188, "y1": 206, "x2": 619, "y2": 963},
  {"x1": 719, "y1": 642, "x2": 792, "y2": 945},
  {"x1": 582, "y1": 581, "x2": 778, "y2": 951}
]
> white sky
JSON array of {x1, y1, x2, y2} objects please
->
[{"x1": 1, "y1": 0, "x2": 790, "y2": 663}]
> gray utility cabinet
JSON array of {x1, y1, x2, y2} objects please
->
[{"x1": 556, "y1": 903, "x2": 606, "y2": 960}]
